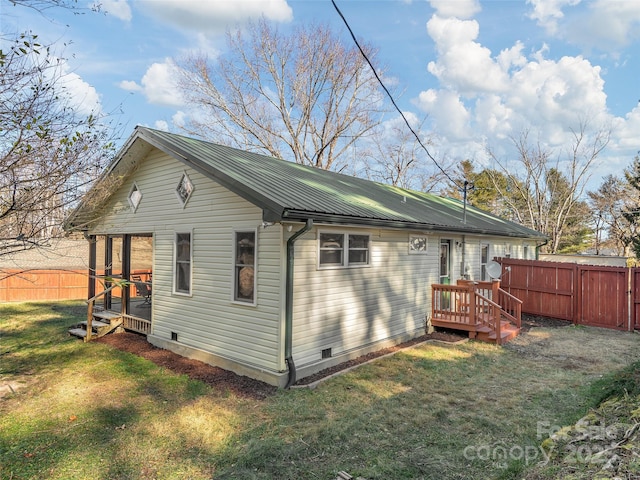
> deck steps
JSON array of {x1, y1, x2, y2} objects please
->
[
  {"x1": 68, "y1": 310, "x2": 123, "y2": 341},
  {"x1": 430, "y1": 317, "x2": 520, "y2": 345},
  {"x1": 476, "y1": 322, "x2": 520, "y2": 344}
]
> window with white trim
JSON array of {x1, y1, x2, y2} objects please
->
[
  {"x1": 174, "y1": 232, "x2": 192, "y2": 295},
  {"x1": 480, "y1": 243, "x2": 490, "y2": 281},
  {"x1": 319, "y1": 232, "x2": 370, "y2": 268},
  {"x1": 409, "y1": 235, "x2": 428, "y2": 254},
  {"x1": 128, "y1": 183, "x2": 142, "y2": 212},
  {"x1": 176, "y1": 172, "x2": 194, "y2": 207},
  {"x1": 234, "y1": 230, "x2": 256, "y2": 303}
]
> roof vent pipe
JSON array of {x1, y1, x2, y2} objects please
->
[{"x1": 284, "y1": 219, "x2": 313, "y2": 389}]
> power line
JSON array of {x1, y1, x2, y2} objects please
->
[{"x1": 331, "y1": 0, "x2": 464, "y2": 190}]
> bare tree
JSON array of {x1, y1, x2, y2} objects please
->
[
  {"x1": 588, "y1": 174, "x2": 638, "y2": 256},
  {"x1": 363, "y1": 121, "x2": 446, "y2": 191},
  {"x1": 0, "y1": 31, "x2": 116, "y2": 256},
  {"x1": 177, "y1": 19, "x2": 387, "y2": 172},
  {"x1": 486, "y1": 123, "x2": 609, "y2": 253}
]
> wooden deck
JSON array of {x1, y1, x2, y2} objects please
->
[{"x1": 431, "y1": 280, "x2": 522, "y2": 344}]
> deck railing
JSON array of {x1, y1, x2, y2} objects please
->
[
  {"x1": 468, "y1": 280, "x2": 522, "y2": 329},
  {"x1": 122, "y1": 314, "x2": 151, "y2": 334},
  {"x1": 85, "y1": 283, "x2": 120, "y2": 342},
  {"x1": 432, "y1": 280, "x2": 523, "y2": 344}
]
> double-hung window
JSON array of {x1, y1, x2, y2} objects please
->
[
  {"x1": 174, "y1": 232, "x2": 192, "y2": 295},
  {"x1": 319, "y1": 232, "x2": 370, "y2": 268},
  {"x1": 234, "y1": 230, "x2": 256, "y2": 304}
]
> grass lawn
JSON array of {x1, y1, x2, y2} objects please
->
[{"x1": 1, "y1": 301, "x2": 639, "y2": 480}]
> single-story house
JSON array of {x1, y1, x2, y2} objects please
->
[{"x1": 64, "y1": 126, "x2": 546, "y2": 387}]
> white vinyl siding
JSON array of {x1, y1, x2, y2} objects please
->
[
  {"x1": 90, "y1": 149, "x2": 284, "y2": 372},
  {"x1": 90, "y1": 147, "x2": 532, "y2": 377},
  {"x1": 291, "y1": 227, "x2": 436, "y2": 367}
]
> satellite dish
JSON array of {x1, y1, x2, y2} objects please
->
[{"x1": 486, "y1": 260, "x2": 502, "y2": 279}]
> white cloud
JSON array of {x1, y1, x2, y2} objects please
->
[
  {"x1": 415, "y1": 8, "x2": 633, "y2": 170},
  {"x1": 138, "y1": 0, "x2": 293, "y2": 35},
  {"x1": 509, "y1": 56, "x2": 607, "y2": 132},
  {"x1": 429, "y1": 0, "x2": 480, "y2": 19},
  {"x1": 566, "y1": 0, "x2": 640, "y2": 51},
  {"x1": 143, "y1": 60, "x2": 184, "y2": 107},
  {"x1": 527, "y1": 0, "x2": 640, "y2": 52},
  {"x1": 98, "y1": 0, "x2": 133, "y2": 22},
  {"x1": 60, "y1": 71, "x2": 102, "y2": 116},
  {"x1": 172, "y1": 110, "x2": 187, "y2": 128},
  {"x1": 613, "y1": 104, "x2": 640, "y2": 150},
  {"x1": 426, "y1": 16, "x2": 509, "y2": 95},
  {"x1": 118, "y1": 60, "x2": 184, "y2": 107},
  {"x1": 47, "y1": 59, "x2": 103, "y2": 116},
  {"x1": 416, "y1": 89, "x2": 471, "y2": 141},
  {"x1": 154, "y1": 120, "x2": 169, "y2": 131},
  {"x1": 118, "y1": 80, "x2": 141, "y2": 92},
  {"x1": 474, "y1": 94, "x2": 513, "y2": 139},
  {"x1": 526, "y1": 0, "x2": 581, "y2": 35}
]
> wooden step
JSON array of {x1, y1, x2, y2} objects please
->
[
  {"x1": 69, "y1": 311, "x2": 124, "y2": 341},
  {"x1": 81, "y1": 320, "x2": 110, "y2": 329},
  {"x1": 68, "y1": 328, "x2": 89, "y2": 339},
  {"x1": 487, "y1": 327, "x2": 519, "y2": 342},
  {"x1": 476, "y1": 325, "x2": 520, "y2": 344},
  {"x1": 93, "y1": 311, "x2": 122, "y2": 322}
]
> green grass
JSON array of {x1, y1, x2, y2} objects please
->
[{"x1": 1, "y1": 302, "x2": 640, "y2": 479}]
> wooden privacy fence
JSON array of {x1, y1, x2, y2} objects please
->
[
  {"x1": 0, "y1": 269, "x2": 88, "y2": 302},
  {"x1": 496, "y1": 258, "x2": 637, "y2": 331},
  {"x1": 0, "y1": 269, "x2": 153, "y2": 303}
]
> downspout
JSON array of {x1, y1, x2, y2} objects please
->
[
  {"x1": 461, "y1": 235, "x2": 467, "y2": 279},
  {"x1": 284, "y1": 219, "x2": 313, "y2": 389},
  {"x1": 535, "y1": 239, "x2": 549, "y2": 260}
]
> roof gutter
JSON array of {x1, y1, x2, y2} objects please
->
[
  {"x1": 284, "y1": 219, "x2": 313, "y2": 389},
  {"x1": 282, "y1": 210, "x2": 546, "y2": 240}
]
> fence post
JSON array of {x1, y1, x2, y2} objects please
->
[
  {"x1": 573, "y1": 264, "x2": 579, "y2": 325},
  {"x1": 628, "y1": 267, "x2": 633, "y2": 332}
]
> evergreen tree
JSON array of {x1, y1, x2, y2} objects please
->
[{"x1": 623, "y1": 154, "x2": 640, "y2": 258}]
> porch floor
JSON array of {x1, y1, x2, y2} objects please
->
[
  {"x1": 431, "y1": 281, "x2": 523, "y2": 345},
  {"x1": 431, "y1": 314, "x2": 520, "y2": 344}
]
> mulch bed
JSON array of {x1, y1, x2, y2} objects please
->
[
  {"x1": 95, "y1": 315, "x2": 568, "y2": 397},
  {"x1": 96, "y1": 333, "x2": 278, "y2": 400}
]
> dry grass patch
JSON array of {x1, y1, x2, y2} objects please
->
[{"x1": 2, "y1": 302, "x2": 640, "y2": 479}]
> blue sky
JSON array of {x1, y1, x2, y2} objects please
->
[{"x1": 3, "y1": 0, "x2": 640, "y2": 192}]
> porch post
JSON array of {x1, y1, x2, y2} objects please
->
[
  {"x1": 122, "y1": 235, "x2": 131, "y2": 316},
  {"x1": 87, "y1": 235, "x2": 96, "y2": 300},
  {"x1": 468, "y1": 282, "x2": 475, "y2": 324}
]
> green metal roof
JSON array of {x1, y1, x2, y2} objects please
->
[{"x1": 66, "y1": 126, "x2": 546, "y2": 240}]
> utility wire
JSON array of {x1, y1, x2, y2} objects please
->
[{"x1": 331, "y1": 0, "x2": 465, "y2": 191}]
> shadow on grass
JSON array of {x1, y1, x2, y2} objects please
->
[
  {"x1": 0, "y1": 405, "x2": 142, "y2": 480},
  {"x1": 2, "y1": 302, "x2": 638, "y2": 480},
  {"x1": 0, "y1": 305, "x2": 88, "y2": 377},
  {"x1": 211, "y1": 343, "x2": 607, "y2": 480}
]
